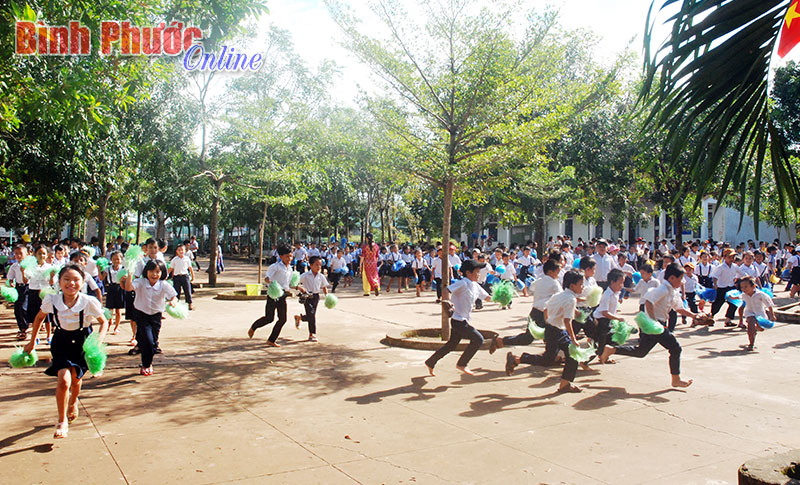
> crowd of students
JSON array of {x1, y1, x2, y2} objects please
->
[{"x1": 1, "y1": 231, "x2": 794, "y2": 438}]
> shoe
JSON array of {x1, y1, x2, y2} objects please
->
[
  {"x1": 154, "y1": 347, "x2": 162, "y2": 354},
  {"x1": 128, "y1": 347, "x2": 141, "y2": 355},
  {"x1": 46, "y1": 337, "x2": 51, "y2": 345},
  {"x1": 505, "y1": 352, "x2": 517, "y2": 376}
]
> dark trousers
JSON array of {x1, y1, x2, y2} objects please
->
[
  {"x1": 27, "y1": 290, "x2": 43, "y2": 326},
  {"x1": 137, "y1": 312, "x2": 162, "y2": 368},
  {"x1": 425, "y1": 319, "x2": 484, "y2": 369},
  {"x1": 685, "y1": 292, "x2": 697, "y2": 313},
  {"x1": 14, "y1": 284, "x2": 29, "y2": 331},
  {"x1": 251, "y1": 295, "x2": 288, "y2": 343},
  {"x1": 614, "y1": 325, "x2": 682, "y2": 375},
  {"x1": 710, "y1": 285, "x2": 737, "y2": 319},
  {"x1": 668, "y1": 309, "x2": 678, "y2": 332},
  {"x1": 584, "y1": 317, "x2": 612, "y2": 355},
  {"x1": 173, "y1": 274, "x2": 193, "y2": 304},
  {"x1": 519, "y1": 324, "x2": 578, "y2": 382},
  {"x1": 502, "y1": 307, "x2": 545, "y2": 347},
  {"x1": 330, "y1": 272, "x2": 342, "y2": 291},
  {"x1": 434, "y1": 277, "x2": 442, "y2": 299},
  {"x1": 301, "y1": 293, "x2": 320, "y2": 334}
]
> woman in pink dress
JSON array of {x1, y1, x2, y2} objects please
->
[{"x1": 361, "y1": 233, "x2": 381, "y2": 296}]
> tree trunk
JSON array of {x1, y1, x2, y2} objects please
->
[
  {"x1": 208, "y1": 180, "x2": 221, "y2": 286},
  {"x1": 441, "y1": 178, "x2": 454, "y2": 341},
  {"x1": 674, "y1": 203, "x2": 684, "y2": 247},
  {"x1": 258, "y1": 201, "x2": 268, "y2": 284},
  {"x1": 135, "y1": 196, "x2": 142, "y2": 244},
  {"x1": 533, "y1": 207, "x2": 545, "y2": 256},
  {"x1": 97, "y1": 187, "x2": 111, "y2": 255}
]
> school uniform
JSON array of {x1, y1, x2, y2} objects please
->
[
  {"x1": 293, "y1": 247, "x2": 308, "y2": 273},
  {"x1": 432, "y1": 257, "x2": 444, "y2": 299},
  {"x1": 710, "y1": 262, "x2": 738, "y2": 320},
  {"x1": 411, "y1": 258, "x2": 427, "y2": 286},
  {"x1": 298, "y1": 270, "x2": 329, "y2": 335},
  {"x1": 170, "y1": 255, "x2": 193, "y2": 304},
  {"x1": 516, "y1": 254, "x2": 534, "y2": 278},
  {"x1": 448, "y1": 254, "x2": 462, "y2": 279},
  {"x1": 104, "y1": 267, "x2": 125, "y2": 309},
  {"x1": 42, "y1": 293, "x2": 104, "y2": 379},
  {"x1": 132, "y1": 278, "x2": 177, "y2": 368},
  {"x1": 518, "y1": 289, "x2": 580, "y2": 383},
  {"x1": 695, "y1": 262, "x2": 714, "y2": 289},
  {"x1": 401, "y1": 251, "x2": 415, "y2": 278},
  {"x1": 385, "y1": 251, "x2": 403, "y2": 278},
  {"x1": 329, "y1": 256, "x2": 347, "y2": 291},
  {"x1": 613, "y1": 283, "x2": 684, "y2": 375},
  {"x1": 741, "y1": 290, "x2": 773, "y2": 321},
  {"x1": 499, "y1": 261, "x2": 516, "y2": 281},
  {"x1": 588, "y1": 287, "x2": 620, "y2": 355},
  {"x1": 85, "y1": 257, "x2": 104, "y2": 295},
  {"x1": 424, "y1": 279, "x2": 488, "y2": 370},
  {"x1": 7, "y1": 263, "x2": 29, "y2": 332},
  {"x1": 502, "y1": 275, "x2": 561, "y2": 347},
  {"x1": 26, "y1": 263, "x2": 54, "y2": 324},
  {"x1": 251, "y1": 261, "x2": 293, "y2": 343},
  {"x1": 683, "y1": 273, "x2": 698, "y2": 313},
  {"x1": 593, "y1": 253, "x2": 618, "y2": 288}
]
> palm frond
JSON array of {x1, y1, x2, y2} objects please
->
[{"x1": 641, "y1": 0, "x2": 797, "y2": 234}]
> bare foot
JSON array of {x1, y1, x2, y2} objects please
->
[
  {"x1": 266, "y1": 340, "x2": 281, "y2": 348},
  {"x1": 671, "y1": 376, "x2": 693, "y2": 388},
  {"x1": 599, "y1": 346, "x2": 616, "y2": 364},
  {"x1": 247, "y1": 328, "x2": 255, "y2": 339},
  {"x1": 580, "y1": 362, "x2": 592, "y2": 371},
  {"x1": 557, "y1": 383, "x2": 582, "y2": 393},
  {"x1": 426, "y1": 364, "x2": 435, "y2": 376},
  {"x1": 456, "y1": 366, "x2": 475, "y2": 375},
  {"x1": 294, "y1": 314, "x2": 301, "y2": 329}
]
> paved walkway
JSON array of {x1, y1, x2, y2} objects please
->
[{"x1": 1, "y1": 258, "x2": 799, "y2": 484}]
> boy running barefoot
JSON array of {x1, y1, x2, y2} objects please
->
[
  {"x1": 425, "y1": 259, "x2": 492, "y2": 376},
  {"x1": 505, "y1": 269, "x2": 585, "y2": 394},
  {"x1": 600, "y1": 262, "x2": 700, "y2": 388},
  {"x1": 738, "y1": 276, "x2": 776, "y2": 351}
]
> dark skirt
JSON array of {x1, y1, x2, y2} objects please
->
[
  {"x1": 106, "y1": 283, "x2": 125, "y2": 309},
  {"x1": 791, "y1": 266, "x2": 800, "y2": 285},
  {"x1": 45, "y1": 327, "x2": 91, "y2": 379}
]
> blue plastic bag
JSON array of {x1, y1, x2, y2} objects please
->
[
  {"x1": 572, "y1": 258, "x2": 580, "y2": 269},
  {"x1": 495, "y1": 264, "x2": 506, "y2": 274},
  {"x1": 632, "y1": 272, "x2": 642, "y2": 284},
  {"x1": 756, "y1": 316, "x2": 775, "y2": 329}
]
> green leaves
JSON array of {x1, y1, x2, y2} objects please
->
[{"x1": 641, "y1": 0, "x2": 798, "y2": 234}]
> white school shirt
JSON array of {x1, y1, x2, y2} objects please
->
[
  {"x1": 106, "y1": 266, "x2": 123, "y2": 284},
  {"x1": 593, "y1": 253, "x2": 618, "y2": 282},
  {"x1": 308, "y1": 247, "x2": 321, "y2": 257},
  {"x1": 448, "y1": 279, "x2": 488, "y2": 323},
  {"x1": 448, "y1": 254, "x2": 462, "y2": 269},
  {"x1": 423, "y1": 253, "x2": 433, "y2": 266},
  {"x1": 170, "y1": 255, "x2": 193, "y2": 276},
  {"x1": 545, "y1": 289, "x2": 578, "y2": 329},
  {"x1": 26, "y1": 263, "x2": 53, "y2": 290},
  {"x1": 411, "y1": 258, "x2": 426, "y2": 271},
  {"x1": 563, "y1": 251, "x2": 574, "y2": 267},
  {"x1": 711, "y1": 262, "x2": 737, "y2": 287},
  {"x1": 265, "y1": 261, "x2": 293, "y2": 290},
  {"x1": 593, "y1": 287, "x2": 620, "y2": 319},
  {"x1": 627, "y1": 251, "x2": 638, "y2": 263},
  {"x1": 133, "y1": 256, "x2": 160, "y2": 278},
  {"x1": 432, "y1": 257, "x2": 443, "y2": 278},
  {"x1": 6, "y1": 263, "x2": 23, "y2": 285},
  {"x1": 532, "y1": 275, "x2": 562, "y2": 311},
  {"x1": 741, "y1": 291, "x2": 773, "y2": 319},
  {"x1": 155, "y1": 252, "x2": 166, "y2": 263},
  {"x1": 580, "y1": 276, "x2": 597, "y2": 299},
  {"x1": 132, "y1": 278, "x2": 177, "y2": 315},
  {"x1": 330, "y1": 256, "x2": 348, "y2": 272},
  {"x1": 678, "y1": 255, "x2": 695, "y2": 266},
  {"x1": 683, "y1": 274, "x2": 698, "y2": 293},
  {"x1": 85, "y1": 257, "x2": 99, "y2": 277},
  {"x1": 635, "y1": 277, "x2": 661, "y2": 305},
  {"x1": 517, "y1": 255, "x2": 534, "y2": 267},
  {"x1": 736, "y1": 263, "x2": 759, "y2": 280},
  {"x1": 753, "y1": 261, "x2": 768, "y2": 279},
  {"x1": 41, "y1": 293, "x2": 103, "y2": 331},
  {"x1": 643, "y1": 283, "x2": 683, "y2": 322},
  {"x1": 82, "y1": 275, "x2": 99, "y2": 295},
  {"x1": 787, "y1": 254, "x2": 800, "y2": 270},
  {"x1": 293, "y1": 248, "x2": 308, "y2": 262},
  {"x1": 619, "y1": 262, "x2": 635, "y2": 276},
  {"x1": 695, "y1": 262, "x2": 713, "y2": 279},
  {"x1": 344, "y1": 253, "x2": 355, "y2": 264},
  {"x1": 500, "y1": 261, "x2": 516, "y2": 281},
  {"x1": 401, "y1": 252, "x2": 415, "y2": 264},
  {"x1": 477, "y1": 264, "x2": 490, "y2": 284},
  {"x1": 386, "y1": 251, "x2": 401, "y2": 263},
  {"x1": 299, "y1": 270, "x2": 329, "y2": 294}
]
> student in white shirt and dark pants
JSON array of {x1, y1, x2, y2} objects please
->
[
  {"x1": 169, "y1": 245, "x2": 195, "y2": 309},
  {"x1": 294, "y1": 256, "x2": 329, "y2": 342},
  {"x1": 249, "y1": 246, "x2": 294, "y2": 346},
  {"x1": 710, "y1": 249, "x2": 739, "y2": 325}
]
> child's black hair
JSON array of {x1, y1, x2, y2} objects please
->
[
  {"x1": 563, "y1": 269, "x2": 584, "y2": 289},
  {"x1": 277, "y1": 245, "x2": 292, "y2": 256},
  {"x1": 607, "y1": 268, "x2": 624, "y2": 284},
  {"x1": 309, "y1": 256, "x2": 321, "y2": 266},
  {"x1": 143, "y1": 259, "x2": 168, "y2": 280},
  {"x1": 663, "y1": 262, "x2": 685, "y2": 280},
  {"x1": 640, "y1": 263, "x2": 654, "y2": 274},
  {"x1": 58, "y1": 263, "x2": 85, "y2": 281},
  {"x1": 579, "y1": 257, "x2": 596, "y2": 270},
  {"x1": 543, "y1": 259, "x2": 560, "y2": 274}
]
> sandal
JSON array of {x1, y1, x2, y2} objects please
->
[
  {"x1": 54, "y1": 422, "x2": 68, "y2": 439},
  {"x1": 67, "y1": 403, "x2": 79, "y2": 423}
]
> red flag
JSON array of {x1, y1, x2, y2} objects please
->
[{"x1": 778, "y1": 0, "x2": 800, "y2": 57}]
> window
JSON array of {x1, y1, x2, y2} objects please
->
[
  {"x1": 707, "y1": 203, "x2": 714, "y2": 238},
  {"x1": 565, "y1": 219, "x2": 573, "y2": 239},
  {"x1": 595, "y1": 221, "x2": 603, "y2": 239}
]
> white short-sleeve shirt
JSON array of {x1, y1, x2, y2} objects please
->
[
  {"x1": 742, "y1": 290, "x2": 773, "y2": 319},
  {"x1": 643, "y1": 283, "x2": 683, "y2": 322},
  {"x1": 170, "y1": 255, "x2": 193, "y2": 276},
  {"x1": 132, "y1": 278, "x2": 178, "y2": 315},
  {"x1": 532, "y1": 275, "x2": 562, "y2": 311},
  {"x1": 41, "y1": 293, "x2": 104, "y2": 331},
  {"x1": 711, "y1": 262, "x2": 737, "y2": 287},
  {"x1": 299, "y1": 270, "x2": 329, "y2": 294},
  {"x1": 593, "y1": 287, "x2": 620, "y2": 319},
  {"x1": 448, "y1": 279, "x2": 489, "y2": 323},
  {"x1": 545, "y1": 289, "x2": 578, "y2": 329}
]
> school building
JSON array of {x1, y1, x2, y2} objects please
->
[{"x1": 466, "y1": 198, "x2": 793, "y2": 247}]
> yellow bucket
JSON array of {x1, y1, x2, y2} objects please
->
[
  {"x1": 246, "y1": 284, "x2": 262, "y2": 296},
  {"x1": 770, "y1": 274, "x2": 780, "y2": 285}
]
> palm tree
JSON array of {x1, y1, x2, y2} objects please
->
[{"x1": 641, "y1": 0, "x2": 799, "y2": 232}]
